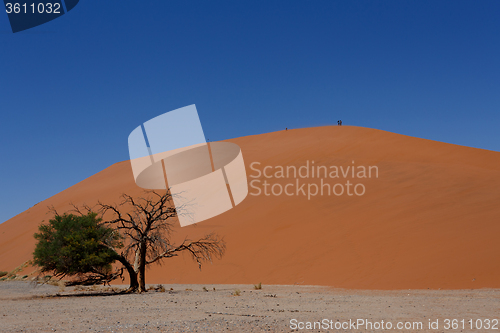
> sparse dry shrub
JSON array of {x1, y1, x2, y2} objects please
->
[
  {"x1": 254, "y1": 282, "x2": 262, "y2": 290},
  {"x1": 232, "y1": 289, "x2": 241, "y2": 296}
]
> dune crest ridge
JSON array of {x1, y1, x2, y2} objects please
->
[{"x1": 1, "y1": 126, "x2": 499, "y2": 290}]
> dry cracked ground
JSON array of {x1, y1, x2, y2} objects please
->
[{"x1": 0, "y1": 281, "x2": 499, "y2": 332}]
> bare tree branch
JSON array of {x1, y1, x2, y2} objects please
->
[{"x1": 95, "y1": 190, "x2": 226, "y2": 292}]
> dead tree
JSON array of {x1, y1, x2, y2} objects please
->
[{"x1": 98, "y1": 190, "x2": 225, "y2": 293}]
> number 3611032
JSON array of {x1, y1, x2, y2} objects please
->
[{"x1": 5, "y1": 3, "x2": 62, "y2": 14}]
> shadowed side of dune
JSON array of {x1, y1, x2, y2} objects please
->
[{"x1": 1, "y1": 126, "x2": 499, "y2": 289}]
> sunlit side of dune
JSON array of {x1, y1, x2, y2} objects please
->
[{"x1": 1, "y1": 126, "x2": 499, "y2": 289}]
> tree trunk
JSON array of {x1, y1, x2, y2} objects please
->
[
  {"x1": 116, "y1": 255, "x2": 138, "y2": 292},
  {"x1": 133, "y1": 249, "x2": 140, "y2": 271},
  {"x1": 137, "y1": 242, "x2": 147, "y2": 292}
]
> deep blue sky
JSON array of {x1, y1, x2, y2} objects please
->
[{"x1": 1, "y1": 1, "x2": 499, "y2": 223}]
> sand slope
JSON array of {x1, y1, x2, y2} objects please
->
[{"x1": 1, "y1": 126, "x2": 499, "y2": 289}]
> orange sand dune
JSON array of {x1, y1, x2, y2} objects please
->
[{"x1": 1, "y1": 126, "x2": 499, "y2": 289}]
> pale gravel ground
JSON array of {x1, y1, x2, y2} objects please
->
[{"x1": 0, "y1": 281, "x2": 499, "y2": 332}]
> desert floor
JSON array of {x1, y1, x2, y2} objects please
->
[{"x1": 0, "y1": 281, "x2": 499, "y2": 332}]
